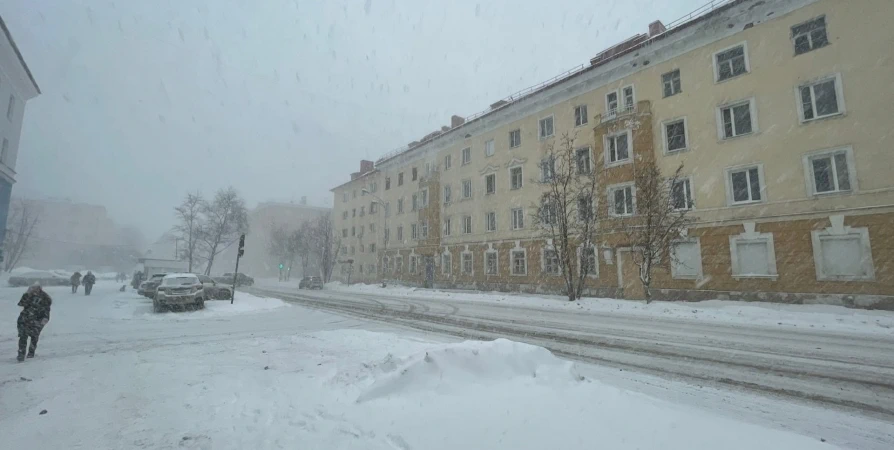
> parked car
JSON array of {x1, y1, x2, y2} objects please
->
[
  {"x1": 8, "y1": 271, "x2": 70, "y2": 287},
  {"x1": 197, "y1": 274, "x2": 233, "y2": 300},
  {"x1": 154, "y1": 273, "x2": 205, "y2": 312},
  {"x1": 299, "y1": 276, "x2": 323, "y2": 290},
  {"x1": 221, "y1": 272, "x2": 254, "y2": 287},
  {"x1": 138, "y1": 273, "x2": 167, "y2": 297}
]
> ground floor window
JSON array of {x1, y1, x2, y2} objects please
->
[
  {"x1": 811, "y1": 225, "x2": 874, "y2": 281},
  {"x1": 729, "y1": 229, "x2": 777, "y2": 279},
  {"x1": 442, "y1": 253, "x2": 452, "y2": 275},
  {"x1": 462, "y1": 252, "x2": 473, "y2": 275},
  {"x1": 511, "y1": 250, "x2": 527, "y2": 275},
  {"x1": 485, "y1": 251, "x2": 498, "y2": 275},
  {"x1": 671, "y1": 239, "x2": 703, "y2": 279},
  {"x1": 543, "y1": 249, "x2": 560, "y2": 275},
  {"x1": 409, "y1": 256, "x2": 417, "y2": 274}
]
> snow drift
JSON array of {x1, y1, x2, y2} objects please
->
[{"x1": 355, "y1": 339, "x2": 581, "y2": 403}]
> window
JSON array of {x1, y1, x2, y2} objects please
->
[
  {"x1": 360, "y1": 206, "x2": 365, "y2": 216},
  {"x1": 370, "y1": 243, "x2": 376, "y2": 253},
  {"x1": 714, "y1": 43, "x2": 749, "y2": 82},
  {"x1": 342, "y1": 211, "x2": 348, "y2": 220},
  {"x1": 352, "y1": 208, "x2": 356, "y2": 217},
  {"x1": 462, "y1": 179, "x2": 472, "y2": 199},
  {"x1": 421, "y1": 189, "x2": 428, "y2": 207},
  {"x1": 343, "y1": 192, "x2": 347, "y2": 202},
  {"x1": 798, "y1": 75, "x2": 843, "y2": 122},
  {"x1": 663, "y1": 118, "x2": 688, "y2": 153},
  {"x1": 540, "y1": 156, "x2": 555, "y2": 181},
  {"x1": 622, "y1": 85, "x2": 635, "y2": 111},
  {"x1": 411, "y1": 193, "x2": 418, "y2": 211},
  {"x1": 442, "y1": 253, "x2": 452, "y2": 275},
  {"x1": 370, "y1": 202, "x2": 377, "y2": 213},
  {"x1": 605, "y1": 131, "x2": 630, "y2": 165},
  {"x1": 7, "y1": 95, "x2": 14, "y2": 121},
  {"x1": 609, "y1": 184, "x2": 635, "y2": 216},
  {"x1": 370, "y1": 182, "x2": 377, "y2": 193},
  {"x1": 359, "y1": 244, "x2": 364, "y2": 253},
  {"x1": 805, "y1": 147, "x2": 853, "y2": 195},
  {"x1": 509, "y1": 129, "x2": 521, "y2": 148},
  {"x1": 727, "y1": 166, "x2": 764, "y2": 204},
  {"x1": 543, "y1": 250, "x2": 560, "y2": 275},
  {"x1": 409, "y1": 255, "x2": 417, "y2": 274},
  {"x1": 384, "y1": 228, "x2": 390, "y2": 242},
  {"x1": 359, "y1": 264, "x2": 363, "y2": 274},
  {"x1": 580, "y1": 247, "x2": 597, "y2": 276},
  {"x1": 511, "y1": 250, "x2": 527, "y2": 275},
  {"x1": 353, "y1": 190, "x2": 357, "y2": 198},
  {"x1": 730, "y1": 230, "x2": 777, "y2": 278},
  {"x1": 444, "y1": 154, "x2": 452, "y2": 170},
  {"x1": 462, "y1": 215, "x2": 472, "y2": 234},
  {"x1": 420, "y1": 220, "x2": 428, "y2": 238},
  {"x1": 485, "y1": 139, "x2": 495, "y2": 157},
  {"x1": 576, "y1": 147, "x2": 591, "y2": 174},
  {"x1": 395, "y1": 256, "x2": 403, "y2": 273},
  {"x1": 485, "y1": 251, "x2": 498, "y2": 275},
  {"x1": 462, "y1": 253, "x2": 473, "y2": 275},
  {"x1": 662, "y1": 69, "x2": 681, "y2": 97},
  {"x1": 350, "y1": 246, "x2": 355, "y2": 255},
  {"x1": 811, "y1": 226, "x2": 874, "y2": 281},
  {"x1": 385, "y1": 202, "x2": 391, "y2": 217},
  {"x1": 671, "y1": 239, "x2": 703, "y2": 279},
  {"x1": 485, "y1": 174, "x2": 496, "y2": 195},
  {"x1": 411, "y1": 223, "x2": 418, "y2": 240},
  {"x1": 398, "y1": 172, "x2": 404, "y2": 186},
  {"x1": 369, "y1": 223, "x2": 375, "y2": 232},
  {"x1": 672, "y1": 178, "x2": 694, "y2": 210},
  {"x1": 462, "y1": 147, "x2": 471, "y2": 165},
  {"x1": 792, "y1": 16, "x2": 828, "y2": 55},
  {"x1": 539, "y1": 197, "x2": 558, "y2": 225},
  {"x1": 577, "y1": 195, "x2": 593, "y2": 221},
  {"x1": 412, "y1": 167, "x2": 418, "y2": 181},
  {"x1": 397, "y1": 198, "x2": 404, "y2": 214},
  {"x1": 510, "y1": 166, "x2": 523, "y2": 190},
  {"x1": 574, "y1": 105, "x2": 588, "y2": 127},
  {"x1": 385, "y1": 177, "x2": 391, "y2": 190},
  {"x1": 443, "y1": 218, "x2": 452, "y2": 237},
  {"x1": 351, "y1": 226, "x2": 356, "y2": 236},
  {"x1": 397, "y1": 226, "x2": 403, "y2": 241},
  {"x1": 511, "y1": 208, "x2": 525, "y2": 230},
  {"x1": 606, "y1": 91, "x2": 618, "y2": 114},
  {"x1": 444, "y1": 185, "x2": 452, "y2": 203},
  {"x1": 342, "y1": 229, "x2": 348, "y2": 238},
  {"x1": 538, "y1": 116, "x2": 554, "y2": 139},
  {"x1": 718, "y1": 100, "x2": 754, "y2": 139},
  {"x1": 485, "y1": 211, "x2": 496, "y2": 232}
]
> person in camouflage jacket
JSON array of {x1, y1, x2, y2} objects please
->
[{"x1": 17, "y1": 283, "x2": 52, "y2": 362}]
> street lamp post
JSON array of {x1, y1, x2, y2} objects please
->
[{"x1": 361, "y1": 189, "x2": 388, "y2": 287}]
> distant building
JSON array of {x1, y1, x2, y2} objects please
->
[{"x1": 0, "y1": 15, "x2": 41, "y2": 258}]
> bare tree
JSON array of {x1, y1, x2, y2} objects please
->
[
  {"x1": 307, "y1": 212, "x2": 341, "y2": 282},
  {"x1": 291, "y1": 221, "x2": 312, "y2": 279},
  {"x1": 200, "y1": 187, "x2": 249, "y2": 275},
  {"x1": 532, "y1": 132, "x2": 600, "y2": 301},
  {"x1": 172, "y1": 192, "x2": 205, "y2": 272},
  {"x1": 622, "y1": 161, "x2": 696, "y2": 303},
  {"x1": 3, "y1": 199, "x2": 41, "y2": 272}
]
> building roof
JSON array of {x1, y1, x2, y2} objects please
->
[
  {"x1": 330, "y1": 168, "x2": 379, "y2": 192},
  {"x1": 0, "y1": 14, "x2": 41, "y2": 94}
]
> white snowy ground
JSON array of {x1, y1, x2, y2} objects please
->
[{"x1": 0, "y1": 283, "x2": 859, "y2": 449}]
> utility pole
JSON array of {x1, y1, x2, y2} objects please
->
[{"x1": 231, "y1": 234, "x2": 245, "y2": 304}]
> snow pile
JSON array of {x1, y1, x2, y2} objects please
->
[
  {"x1": 355, "y1": 339, "x2": 580, "y2": 402},
  {"x1": 143, "y1": 291, "x2": 287, "y2": 320}
]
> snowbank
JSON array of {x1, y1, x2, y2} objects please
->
[{"x1": 143, "y1": 291, "x2": 288, "y2": 320}]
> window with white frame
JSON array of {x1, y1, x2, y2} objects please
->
[
  {"x1": 511, "y1": 250, "x2": 527, "y2": 275},
  {"x1": 443, "y1": 218, "x2": 452, "y2": 237},
  {"x1": 543, "y1": 249, "x2": 560, "y2": 275},
  {"x1": 369, "y1": 243, "x2": 376, "y2": 253},
  {"x1": 718, "y1": 100, "x2": 754, "y2": 139},
  {"x1": 385, "y1": 177, "x2": 391, "y2": 190},
  {"x1": 730, "y1": 231, "x2": 777, "y2": 278},
  {"x1": 805, "y1": 147, "x2": 854, "y2": 195},
  {"x1": 485, "y1": 139, "x2": 495, "y2": 157},
  {"x1": 342, "y1": 229, "x2": 348, "y2": 238},
  {"x1": 672, "y1": 178, "x2": 694, "y2": 210},
  {"x1": 369, "y1": 223, "x2": 375, "y2": 232},
  {"x1": 444, "y1": 185, "x2": 452, "y2": 203},
  {"x1": 350, "y1": 246, "x2": 355, "y2": 255},
  {"x1": 462, "y1": 215, "x2": 472, "y2": 234},
  {"x1": 397, "y1": 198, "x2": 404, "y2": 213},
  {"x1": 792, "y1": 16, "x2": 828, "y2": 55},
  {"x1": 343, "y1": 192, "x2": 347, "y2": 202},
  {"x1": 442, "y1": 253, "x2": 452, "y2": 275},
  {"x1": 622, "y1": 85, "x2": 635, "y2": 111},
  {"x1": 727, "y1": 166, "x2": 764, "y2": 204},
  {"x1": 811, "y1": 226, "x2": 874, "y2": 280},
  {"x1": 663, "y1": 118, "x2": 688, "y2": 153},
  {"x1": 385, "y1": 202, "x2": 391, "y2": 217},
  {"x1": 397, "y1": 226, "x2": 403, "y2": 241},
  {"x1": 360, "y1": 206, "x2": 365, "y2": 216},
  {"x1": 485, "y1": 251, "x2": 498, "y2": 275},
  {"x1": 574, "y1": 105, "x2": 588, "y2": 127},
  {"x1": 511, "y1": 208, "x2": 525, "y2": 230},
  {"x1": 580, "y1": 246, "x2": 597, "y2": 276},
  {"x1": 462, "y1": 147, "x2": 471, "y2": 165},
  {"x1": 576, "y1": 147, "x2": 591, "y2": 174},
  {"x1": 420, "y1": 220, "x2": 428, "y2": 238},
  {"x1": 714, "y1": 43, "x2": 749, "y2": 82},
  {"x1": 605, "y1": 131, "x2": 630, "y2": 165},
  {"x1": 421, "y1": 188, "x2": 429, "y2": 207},
  {"x1": 462, "y1": 252, "x2": 473, "y2": 275},
  {"x1": 485, "y1": 173, "x2": 496, "y2": 195},
  {"x1": 411, "y1": 193, "x2": 418, "y2": 211},
  {"x1": 606, "y1": 91, "x2": 618, "y2": 115},
  {"x1": 412, "y1": 167, "x2": 418, "y2": 181},
  {"x1": 370, "y1": 182, "x2": 377, "y2": 193},
  {"x1": 539, "y1": 116, "x2": 554, "y2": 139},
  {"x1": 395, "y1": 256, "x2": 403, "y2": 273},
  {"x1": 540, "y1": 156, "x2": 555, "y2": 181},
  {"x1": 398, "y1": 173, "x2": 404, "y2": 186},
  {"x1": 662, "y1": 69, "x2": 681, "y2": 97},
  {"x1": 798, "y1": 75, "x2": 843, "y2": 122},
  {"x1": 577, "y1": 194, "x2": 593, "y2": 221},
  {"x1": 409, "y1": 255, "x2": 417, "y2": 274},
  {"x1": 342, "y1": 211, "x2": 348, "y2": 220},
  {"x1": 444, "y1": 154, "x2": 452, "y2": 170},
  {"x1": 671, "y1": 239, "x2": 703, "y2": 279},
  {"x1": 510, "y1": 166, "x2": 523, "y2": 190},
  {"x1": 609, "y1": 184, "x2": 635, "y2": 216},
  {"x1": 485, "y1": 211, "x2": 496, "y2": 232},
  {"x1": 411, "y1": 223, "x2": 418, "y2": 240},
  {"x1": 352, "y1": 208, "x2": 356, "y2": 218},
  {"x1": 462, "y1": 179, "x2": 472, "y2": 199},
  {"x1": 509, "y1": 129, "x2": 521, "y2": 148},
  {"x1": 540, "y1": 197, "x2": 558, "y2": 225}
]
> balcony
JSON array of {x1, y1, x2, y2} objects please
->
[{"x1": 601, "y1": 104, "x2": 638, "y2": 123}]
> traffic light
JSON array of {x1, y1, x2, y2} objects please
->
[
  {"x1": 279, "y1": 263, "x2": 284, "y2": 270},
  {"x1": 238, "y1": 234, "x2": 245, "y2": 257}
]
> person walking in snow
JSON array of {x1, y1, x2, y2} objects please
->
[
  {"x1": 82, "y1": 271, "x2": 96, "y2": 296},
  {"x1": 70, "y1": 271, "x2": 82, "y2": 294},
  {"x1": 17, "y1": 283, "x2": 52, "y2": 361}
]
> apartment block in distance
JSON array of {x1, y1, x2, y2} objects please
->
[{"x1": 331, "y1": 0, "x2": 894, "y2": 309}]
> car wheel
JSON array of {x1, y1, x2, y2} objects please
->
[
  {"x1": 196, "y1": 297, "x2": 205, "y2": 310},
  {"x1": 153, "y1": 299, "x2": 162, "y2": 313}
]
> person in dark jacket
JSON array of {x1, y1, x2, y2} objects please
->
[
  {"x1": 82, "y1": 271, "x2": 96, "y2": 296},
  {"x1": 70, "y1": 271, "x2": 82, "y2": 293},
  {"x1": 17, "y1": 283, "x2": 52, "y2": 361}
]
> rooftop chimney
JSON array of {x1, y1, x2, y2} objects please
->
[
  {"x1": 441, "y1": 126, "x2": 450, "y2": 132},
  {"x1": 451, "y1": 115, "x2": 465, "y2": 128},
  {"x1": 359, "y1": 160, "x2": 374, "y2": 174},
  {"x1": 649, "y1": 20, "x2": 667, "y2": 37},
  {"x1": 350, "y1": 172, "x2": 360, "y2": 180}
]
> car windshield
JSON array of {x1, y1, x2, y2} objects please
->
[{"x1": 161, "y1": 277, "x2": 197, "y2": 286}]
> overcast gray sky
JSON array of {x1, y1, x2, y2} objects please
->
[{"x1": 2, "y1": 0, "x2": 705, "y2": 240}]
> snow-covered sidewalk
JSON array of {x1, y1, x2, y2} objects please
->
[{"x1": 0, "y1": 284, "x2": 874, "y2": 449}]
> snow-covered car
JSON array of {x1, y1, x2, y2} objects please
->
[
  {"x1": 8, "y1": 271, "x2": 71, "y2": 287},
  {"x1": 138, "y1": 273, "x2": 167, "y2": 297},
  {"x1": 221, "y1": 272, "x2": 254, "y2": 286},
  {"x1": 197, "y1": 274, "x2": 233, "y2": 300},
  {"x1": 299, "y1": 276, "x2": 323, "y2": 290},
  {"x1": 153, "y1": 273, "x2": 205, "y2": 312}
]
